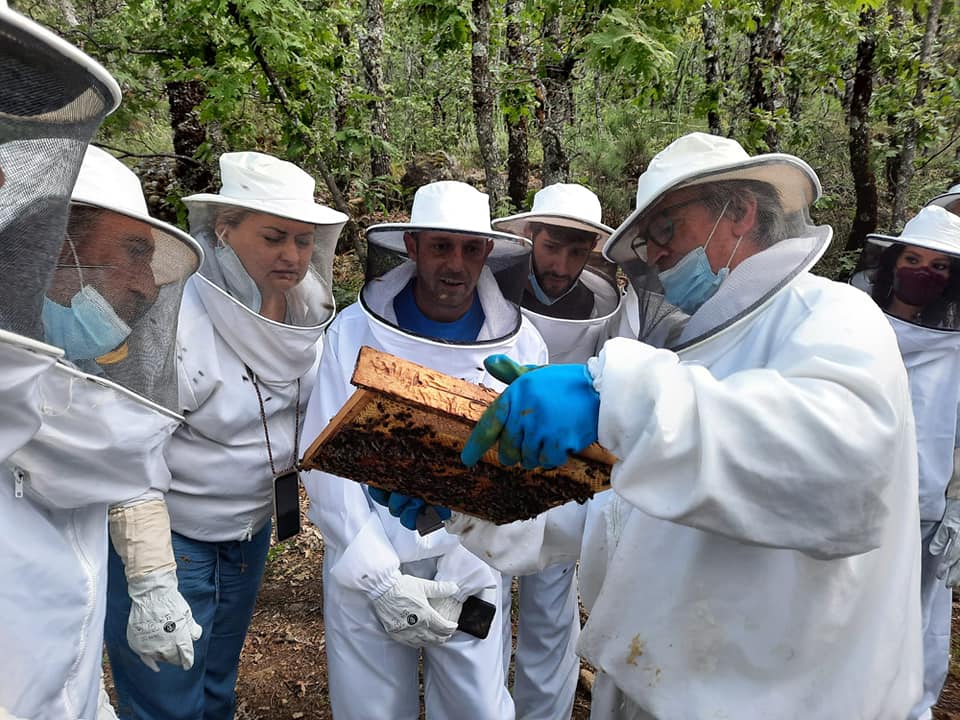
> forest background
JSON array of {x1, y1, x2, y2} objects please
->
[
  {"x1": 18, "y1": 0, "x2": 960, "y2": 287},
  {"x1": 16, "y1": 0, "x2": 960, "y2": 716}
]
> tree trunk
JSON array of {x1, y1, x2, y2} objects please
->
[
  {"x1": 165, "y1": 79, "x2": 216, "y2": 194},
  {"x1": 746, "y1": 0, "x2": 785, "y2": 151},
  {"x1": 701, "y1": 2, "x2": 722, "y2": 135},
  {"x1": 504, "y1": 0, "x2": 529, "y2": 210},
  {"x1": 889, "y1": 0, "x2": 945, "y2": 228},
  {"x1": 538, "y1": 6, "x2": 571, "y2": 185},
  {"x1": 359, "y1": 0, "x2": 391, "y2": 180},
  {"x1": 470, "y1": 0, "x2": 504, "y2": 210},
  {"x1": 846, "y1": 7, "x2": 878, "y2": 252},
  {"x1": 333, "y1": 22, "x2": 353, "y2": 196}
]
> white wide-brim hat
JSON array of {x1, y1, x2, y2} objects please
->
[
  {"x1": 72, "y1": 145, "x2": 202, "y2": 284},
  {"x1": 366, "y1": 180, "x2": 530, "y2": 259},
  {"x1": 493, "y1": 183, "x2": 613, "y2": 250},
  {"x1": 866, "y1": 205, "x2": 960, "y2": 258},
  {"x1": 603, "y1": 132, "x2": 821, "y2": 264},
  {"x1": 0, "y1": 0, "x2": 120, "y2": 116},
  {"x1": 182, "y1": 151, "x2": 348, "y2": 227},
  {"x1": 929, "y1": 184, "x2": 960, "y2": 211}
]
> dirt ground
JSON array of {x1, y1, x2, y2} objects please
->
[
  {"x1": 226, "y1": 493, "x2": 592, "y2": 720},
  {"x1": 105, "y1": 492, "x2": 960, "y2": 718}
]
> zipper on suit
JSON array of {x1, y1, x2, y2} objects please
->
[{"x1": 12, "y1": 466, "x2": 24, "y2": 498}]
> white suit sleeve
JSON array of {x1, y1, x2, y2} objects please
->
[
  {"x1": 445, "y1": 500, "x2": 587, "y2": 576},
  {"x1": 590, "y1": 297, "x2": 906, "y2": 560},
  {"x1": 300, "y1": 326, "x2": 401, "y2": 598}
]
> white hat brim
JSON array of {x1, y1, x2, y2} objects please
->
[
  {"x1": 71, "y1": 200, "x2": 203, "y2": 284},
  {"x1": 366, "y1": 223, "x2": 531, "y2": 258},
  {"x1": 181, "y1": 193, "x2": 348, "y2": 227},
  {"x1": 493, "y1": 212, "x2": 613, "y2": 250},
  {"x1": 866, "y1": 232, "x2": 960, "y2": 259},
  {"x1": 929, "y1": 192, "x2": 960, "y2": 210},
  {"x1": 603, "y1": 155, "x2": 820, "y2": 264},
  {"x1": 0, "y1": 6, "x2": 120, "y2": 113}
]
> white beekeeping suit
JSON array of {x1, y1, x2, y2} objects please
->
[
  {"x1": 443, "y1": 133, "x2": 922, "y2": 719},
  {"x1": 0, "y1": 11, "x2": 203, "y2": 717},
  {"x1": 161, "y1": 153, "x2": 345, "y2": 542},
  {"x1": 301, "y1": 181, "x2": 546, "y2": 719},
  {"x1": 850, "y1": 205, "x2": 960, "y2": 720},
  {"x1": 491, "y1": 183, "x2": 621, "y2": 720},
  {"x1": 102, "y1": 151, "x2": 346, "y2": 720}
]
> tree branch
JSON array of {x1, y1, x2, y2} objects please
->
[{"x1": 93, "y1": 142, "x2": 202, "y2": 166}]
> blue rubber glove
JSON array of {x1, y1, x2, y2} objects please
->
[
  {"x1": 368, "y1": 488, "x2": 451, "y2": 531},
  {"x1": 461, "y1": 356, "x2": 600, "y2": 470}
]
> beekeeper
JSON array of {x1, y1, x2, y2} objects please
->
[
  {"x1": 929, "y1": 184, "x2": 960, "y2": 217},
  {"x1": 0, "y1": 14, "x2": 203, "y2": 716},
  {"x1": 490, "y1": 183, "x2": 620, "y2": 720},
  {"x1": 301, "y1": 180, "x2": 547, "y2": 719},
  {"x1": 102, "y1": 151, "x2": 346, "y2": 720},
  {"x1": 382, "y1": 133, "x2": 923, "y2": 719},
  {"x1": 851, "y1": 205, "x2": 960, "y2": 720}
]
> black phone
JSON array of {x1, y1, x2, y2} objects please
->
[
  {"x1": 273, "y1": 470, "x2": 301, "y2": 541},
  {"x1": 457, "y1": 595, "x2": 497, "y2": 639}
]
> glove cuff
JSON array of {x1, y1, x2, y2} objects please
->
[{"x1": 109, "y1": 499, "x2": 177, "y2": 581}]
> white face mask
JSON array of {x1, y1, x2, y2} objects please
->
[{"x1": 215, "y1": 230, "x2": 261, "y2": 312}]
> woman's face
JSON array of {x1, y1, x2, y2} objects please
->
[
  {"x1": 217, "y1": 212, "x2": 315, "y2": 294},
  {"x1": 895, "y1": 245, "x2": 951, "y2": 279}
]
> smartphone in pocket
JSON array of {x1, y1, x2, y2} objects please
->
[
  {"x1": 457, "y1": 595, "x2": 497, "y2": 639},
  {"x1": 273, "y1": 470, "x2": 301, "y2": 541}
]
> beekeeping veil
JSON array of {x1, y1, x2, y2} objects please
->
[
  {"x1": 852, "y1": 206, "x2": 960, "y2": 331},
  {"x1": 0, "y1": 0, "x2": 120, "y2": 458},
  {"x1": 602, "y1": 132, "x2": 828, "y2": 350},
  {"x1": 0, "y1": 0, "x2": 120, "y2": 342},
  {"x1": 41, "y1": 145, "x2": 203, "y2": 410},
  {"x1": 182, "y1": 151, "x2": 347, "y2": 382},
  {"x1": 362, "y1": 181, "x2": 531, "y2": 345},
  {"x1": 494, "y1": 183, "x2": 621, "y2": 362}
]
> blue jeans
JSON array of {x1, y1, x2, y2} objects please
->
[{"x1": 104, "y1": 523, "x2": 272, "y2": 720}]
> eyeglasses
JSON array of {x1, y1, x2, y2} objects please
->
[{"x1": 629, "y1": 197, "x2": 704, "y2": 257}]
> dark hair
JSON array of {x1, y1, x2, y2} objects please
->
[
  {"x1": 528, "y1": 221, "x2": 599, "y2": 247},
  {"x1": 871, "y1": 243, "x2": 960, "y2": 327}
]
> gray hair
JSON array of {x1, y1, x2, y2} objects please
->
[{"x1": 697, "y1": 180, "x2": 787, "y2": 248}]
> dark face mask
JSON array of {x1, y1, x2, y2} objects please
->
[{"x1": 893, "y1": 266, "x2": 949, "y2": 307}]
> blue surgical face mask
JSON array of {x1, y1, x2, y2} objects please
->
[
  {"x1": 657, "y1": 203, "x2": 741, "y2": 314},
  {"x1": 215, "y1": 230, "x2": 262, "y2": 312},
  {"x1": 42, "y1": 284, "x2": 131, "y2": 361}
]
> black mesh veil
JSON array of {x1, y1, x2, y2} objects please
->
[{"x1": 0, "y1": 10, "x2": 118, "y2": 340}]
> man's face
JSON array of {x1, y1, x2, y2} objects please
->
[
  {"x1": 49, "y1": 210, "x2": 159, "y2": 325},
  {"x1": 637, "y1": 187, "x2": 755, "y2": 273},
  {"x1": 403, "y1": 231, "x2": 494, "y2": 322},
  {"x1": 530, "y1": 228, "x2": 593, "y2": 298}
]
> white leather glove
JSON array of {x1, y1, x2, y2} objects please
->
[
  {"x1": 372, "y1": 575, "x2": 460, "y2": 647},
  {"x1": 109, "y1": 498, "x2": 202, "y2": 671},
  {"x1": 931, "y1": 496, "x2": 960, "y2": 587},
  {"x1": 428, "y1": 595, "x2": 464, "y2": 625},
  {"x1": 127, "y1": 568, "x2": 203, "y2": 671}
]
